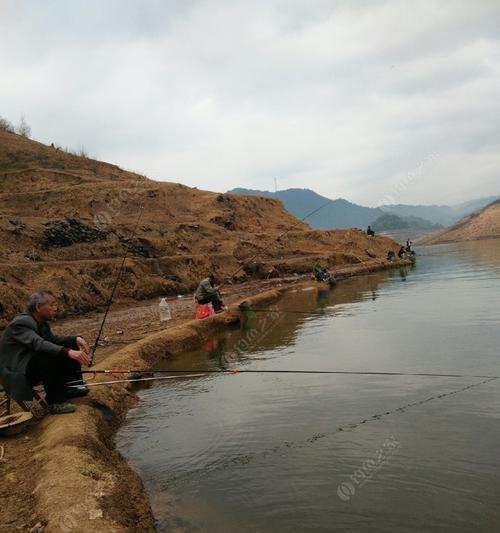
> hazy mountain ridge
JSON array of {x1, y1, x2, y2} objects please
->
[
  {"x1": 382, "y1": 196, "x2": 500, "y2": 226},
  {"x1": 229, "y1": 188, "x2": 497, "y2": 230},
  {"x1": 229, "y1": 188, "x2": 384, "y2": 229}
]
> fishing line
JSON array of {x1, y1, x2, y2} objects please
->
[
  {"x1": 166, "y1": 375, "x2": 499, "y2": 484},
  {"x1": 85, "y1": 196, "x2": 336, "y2": 363},
  {"x1": 83, "y1": 192, "x2": 384, "y2": 364},
  {"x1": 70, "y1": 369, "x2": 499, "y2": 482},
  {"x1": 221, "y1": 198, "x2": 337, "y2": 287},
  {"x1": 74, "y1": 369, "x2": 500, "y2": 379}
]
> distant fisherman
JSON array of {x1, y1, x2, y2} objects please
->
[
  {"x1": 0, "y1": 290, "x2": 90, "y2": 414},
  {"x1": 367, "y1": 225, "x2": 375, "y2": 237},
  {"x1": 313, "y1": 263, "x2": 332, "y2": 283},
  {"x1": 195, "y1": 274, "x2": 225, "y2": 313}
]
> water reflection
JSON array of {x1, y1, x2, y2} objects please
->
[
  {"x1": 157, "y1": 269, "x2": 393, "y2": 372},
  {"x1": 447, "y1": 239, "x2": 500, "y2": 273}
]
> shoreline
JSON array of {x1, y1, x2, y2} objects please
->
[
  {"x1": 1, "y1": 259, "x2": 410, "y2": 533},
  {"x1": 417, "y1": 233, "x2": 500, "y2": 245}
]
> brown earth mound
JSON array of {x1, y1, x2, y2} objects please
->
[
  {"x1": 418, "y1": 200, "x2": 500, "y2": 245},
  {"x1": 0, "y1": 129, "x2": 399, "y2": 327}
]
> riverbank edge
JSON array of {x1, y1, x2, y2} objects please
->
[{"x1": 31, "y1": 259, "x2": 410, "y2": 532}]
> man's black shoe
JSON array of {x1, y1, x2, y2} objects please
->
[{"x1": 66, "y1": 385, "x2": 90, "y2": 398}]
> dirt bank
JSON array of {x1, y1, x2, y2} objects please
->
[
  {"x1": 0, "y1": 259, "x2": 409, "y2": 533},
  {"x1": 1, "y1": 128, "x2": 404, "y2": 328},
  {"x1": 417, "y1": 200, "x2": 500, "y2": 244}
]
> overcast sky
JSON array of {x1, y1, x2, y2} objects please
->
[{"x1": 1, "y1": 0, "x2": 499, "y2": 206}]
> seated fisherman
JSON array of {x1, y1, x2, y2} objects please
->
[
  {"x1": 0, "y1": 290, "x2": 90, "y2": 414},
  {"x1": 195, "y1": 274, "x2": 225, "y2": 313},
  {"x1": 320, "y1": 268, "x2": 331, "y2": 282},
  {"x1": 313, "y1": 263, "x2": 330, "y2": 282},
  {"x1": 398, "y1": 246, "x2": 406, "y2": 259},
  {"x1": 313, "y1": 263, "x2": 323, "y2": 281}
]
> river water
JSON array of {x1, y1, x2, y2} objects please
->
[{"x1": 117, "y1": 240, "x2": 500, "y2": 532}]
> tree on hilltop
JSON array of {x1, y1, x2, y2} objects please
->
[{"x1": 17, "y1": 115, "x2": 31, "y2": 138}]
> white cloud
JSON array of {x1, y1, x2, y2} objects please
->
[{"x1": 1, "y1": 0, "x2": 499, "y2": 206}]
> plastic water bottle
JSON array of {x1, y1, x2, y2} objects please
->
[{"x1": 159, "y1": 297, "x2": 172, "y2": 321}]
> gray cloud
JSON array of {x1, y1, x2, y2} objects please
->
[{"x1": 1, "y1": 0, "x2": 499, "y2": 206}]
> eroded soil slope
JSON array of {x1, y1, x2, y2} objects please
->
[
  {"x1": 419, "y1": 200, "x2": 500, "y2": 244},
  {"x1": 0, "y1": 129, "x2": 398, "y2": 327}
]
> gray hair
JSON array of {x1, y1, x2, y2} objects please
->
[{"x1": 25, "y1": 290, "x2": 55, "y2": 314}]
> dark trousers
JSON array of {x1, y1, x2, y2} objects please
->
[
  {"x1": 198, "y1": 293, "x2": 223, "y2": 312},
  {"x1": 26, "y1": 353, "x2": 83, "y2": 404}
]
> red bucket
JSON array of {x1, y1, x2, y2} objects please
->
[{"x1": 195, "y1": 303, "x2": 214, "y2": 319}]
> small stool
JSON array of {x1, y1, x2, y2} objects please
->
[
  {"x1": 0, "y1": 394, "x2": 10, "y2": 417},
  {"x1": 0, "y1": 383, "x2": 42, "y2": 437},
  {"x1": 0, "y1": 383, "x2": 47, "y2": 420},
  {"x1": 16, "y1": 387, "x2": 47, "y2": 420}
]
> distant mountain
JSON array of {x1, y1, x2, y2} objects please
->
[
  {"x1": 229, "y1": 187, "x2": 500, "y2": 231},
  {"x1": 382, "y1": 196, "x2": 500, "y2": 226},
  {"x1": 372, "y1": 213, "x2": 443, "y2": 233},
  {"x1": 228, "y1": 188, "x2": 383, "y2": 229}
]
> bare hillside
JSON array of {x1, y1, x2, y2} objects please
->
[
  {"x1": 418, "y1": 200, "x2": 500, "y2": 245},
  {"x1": 0, "y1": 129, "x2": 399, "y2": 326}
]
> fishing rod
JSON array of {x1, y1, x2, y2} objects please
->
[
  {"x1": 221, "y1": 198, "x2": 336, "y2": 287},
  {"x1": 71, "y1": 373, "x2": 209, "y2": 388},
  {"x1": 68, "y1": 371, "x2": 499, "y2": 391},
  {"x1": 88, "y1": 195, "x2": 334, "y2": 354},
  {"x1": 89, "y1": 206, "x2": 144, "y2": 366},
  {"x1": 84, "y1": 198, "x2": 332, "y2": 368},
  {"x1": 73, "y1": 368, "x2": 500, "y2": 380}
]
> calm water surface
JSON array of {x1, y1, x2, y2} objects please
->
[{"x1": 118, "y1": 240, "x2": 500, "y2": 532}]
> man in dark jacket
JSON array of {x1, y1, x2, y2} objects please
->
[
  {"x1": 195, "y1": 274, "x2": 225, "y2": 313},
  {"x1": 0, "y1": 290, "x2": 90, "y2": 414}
]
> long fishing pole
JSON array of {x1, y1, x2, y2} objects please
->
[
  {"x1": 89, "y1": 206, "x2": 144, "y2": 366},
  {"x1": 221, "y1": 198, "x2": 335, "y2": 287},
  {"x1": 72, "y1": 373, "x2": 209, "y2": 388},
  {"x1": 69, "y1": 372, "x2": 499, "y2": 389},
  {"x1": 85, "y1": 198, "x2": 332, "y2": 367},
  {"x1": 74, "y1": 368, "x2": 500, "y2": 379},
  {"x1": 216, "y1": 191, "x2": 400, "y2": 295}
]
